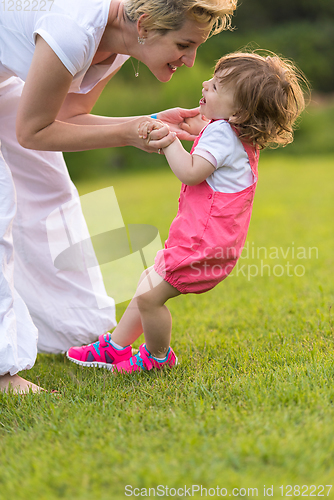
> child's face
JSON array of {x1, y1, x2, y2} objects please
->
[{"x1": 199, "y1": 72, "x2": 237, "y2": 121}]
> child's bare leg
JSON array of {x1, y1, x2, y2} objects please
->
[
  {"x1": 0, "y1": 373, "x2": 45, "y2": 394},
  {"x1": 110, "y1": 296, "x2": 143, "y2": 346},
  {"x1": 136, "y1": 269, "x2": 180, "y2": 358},
  {"x1": 111, "y1": 267, "x2": 180, "y2": 356},
  {"x1": 110, "y1": 266, "x2": 154, "y2": 347}
]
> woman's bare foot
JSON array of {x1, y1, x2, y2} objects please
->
[{"x1": 0, "y1": 373, "x2": 45, "y2": 394}]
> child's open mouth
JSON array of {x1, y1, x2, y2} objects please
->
[{"x1": 199, "y1": 96, "x2": 206, "y2": 105}]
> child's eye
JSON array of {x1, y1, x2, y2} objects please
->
[{"x1": 213, "y1": 84, "x2": 217, "y2": 91}]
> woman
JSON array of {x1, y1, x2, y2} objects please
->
[{"x1": 0, "y1": 0, "x2": 236, "y2": 393}]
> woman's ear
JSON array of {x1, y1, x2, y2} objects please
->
[{"x1": 137, "y1": 13, "x2": 149, "y2": 39}]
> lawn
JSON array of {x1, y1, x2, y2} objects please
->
[{"x1": 0, "y1": 154, "x2": 333, "y2": 500}]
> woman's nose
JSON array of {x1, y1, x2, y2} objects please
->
[{"x1": 181, "y1": 49, "x2": 197, "y2": 68}]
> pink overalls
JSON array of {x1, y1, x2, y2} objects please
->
[{"x1": 154, "y1": 124, "x2": 259, "y2": 294}]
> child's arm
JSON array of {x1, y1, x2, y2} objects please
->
[
  {"x1": 138, "y1": 119, "x2": 215, "y2": 185},
  {"x1": 163, "y1": 138, "x2": 215, "y2": 186}
]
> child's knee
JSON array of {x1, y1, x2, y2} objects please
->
[
  {"x1": 137, "y1": 266, "x2": 154, "y2": 287},
  {"x1": 136, "y1": 291, "x2": 153, "y2": 312}
]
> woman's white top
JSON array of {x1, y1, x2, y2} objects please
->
[
  {"x1": 0, "y1": 0, "x2": 129, "y2": 92},
  {"x1": 193, "y1": 120, "x2": 255, "y2": 193}
]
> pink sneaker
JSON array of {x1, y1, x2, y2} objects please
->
[
  {"x1": 111, "y1": 343, "x2": 178, "y2": 374},
  {"x1": 66, "y1": 333, "x2": 132, "y2": 369}
]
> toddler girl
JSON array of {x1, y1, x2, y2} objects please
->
[{"x1": 67, "y1": 51, "x2": 306, "y2": 374}]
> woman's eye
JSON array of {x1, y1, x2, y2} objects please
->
[{"x1": 177, "y1": 44, "x2": 189, "y2": 50}]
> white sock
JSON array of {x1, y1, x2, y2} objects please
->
[
  {"x1": 109, "y1": 338, "x2": 126, "y2": 350},
  {"x1": 152, "y1": 349, "x2": 170, "y2": 362}
]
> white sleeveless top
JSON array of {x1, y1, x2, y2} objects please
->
[{"x1": 0, "y1": 0, "x2": 129, "y2": 93}]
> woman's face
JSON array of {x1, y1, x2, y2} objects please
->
[{"x1": 141, "y1": 19, "x2": 211, "y2": 82}]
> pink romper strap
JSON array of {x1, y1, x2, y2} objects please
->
[{"x1": 191, "y1": 119, "x2": 258, "y2": 178}]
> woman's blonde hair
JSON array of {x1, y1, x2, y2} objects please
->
[
  {"x1": 214, "y1": 51, "x2": 308, "y2": 148},
  {"x1": 123, "y1": 0, "x2": 237, "y2": 35}
]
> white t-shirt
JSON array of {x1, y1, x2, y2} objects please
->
[
  {"x1": 192, "y1": 119, "x2": 255, "y2": 193},
  {"x1": 0, "y1": 0, "x2": 129, "y2": 92}
]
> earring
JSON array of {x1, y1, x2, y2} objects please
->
[{"x1": 138, "y1": 36, "x2": 145, "y2": 45}]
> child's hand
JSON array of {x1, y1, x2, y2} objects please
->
[
  {"x1": 138, "y1": 120, "x2": 176, "y2": 153},
  {"x1": 138, "y1": 119, "x2": 168, "y2": 139}
]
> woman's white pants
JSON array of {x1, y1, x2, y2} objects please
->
[{"x1": 0, "y1": 77, "x2": 116, "y2": 375}]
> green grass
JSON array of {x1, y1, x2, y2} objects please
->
[{"x1": 1, "y1": 154, "x2": 334, "y2": 499}]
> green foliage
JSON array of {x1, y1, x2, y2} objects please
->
[
  {"x1": 201, "y1": 21, "x2": 334, "y2": 92},
  {"x1": 64, "y1": 61, "x2": 334, "y2": 183},
  {"x1": 274, "y1": 99, "x2": 334, "y2": 156},
  {"x1": 1, "y1": 155, "x2": 333, "y2": 499},
  {"x1": 225, "y1": 0, "x2": 334, "y2": 91},
  {"x1": 231, "y1": 0, "x2": 334, "y2": 30}
]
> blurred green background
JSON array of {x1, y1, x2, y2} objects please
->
[{"x1": 64, "y1": 0, "x2": 334, "y2": 182}]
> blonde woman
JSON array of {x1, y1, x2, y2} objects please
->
[{"x1": 0, "y1": 0, "x2": 237, "y2": 393}]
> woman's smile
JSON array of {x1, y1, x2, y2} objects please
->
[
  {"x1": 142, "y1": 19, "x2": 211, "y2": 82},
  {"x1": 168, "y1": 63, "x2": 178, "y2": 72}
]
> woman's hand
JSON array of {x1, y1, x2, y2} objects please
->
[
  {"x1": 180, "y1": 113, "x2": 210, "y2": 137},
  {"x1": 154, "y1": 107, "x2": 209, "y2": 141}
]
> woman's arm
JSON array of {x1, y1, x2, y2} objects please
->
[
  {"x1": 59, "y1": 88, "x2": 205, "y2": 139},
  {"x1": 16, "y1": 36, "x2": 170, "y2": 152},
  {"x1": 57, "y1": 68, "x2": 143, "y2": 125}
]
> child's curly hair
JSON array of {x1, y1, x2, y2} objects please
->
[{"x1": 214, "y1": 51, "x2": 308, "y2": 148}]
